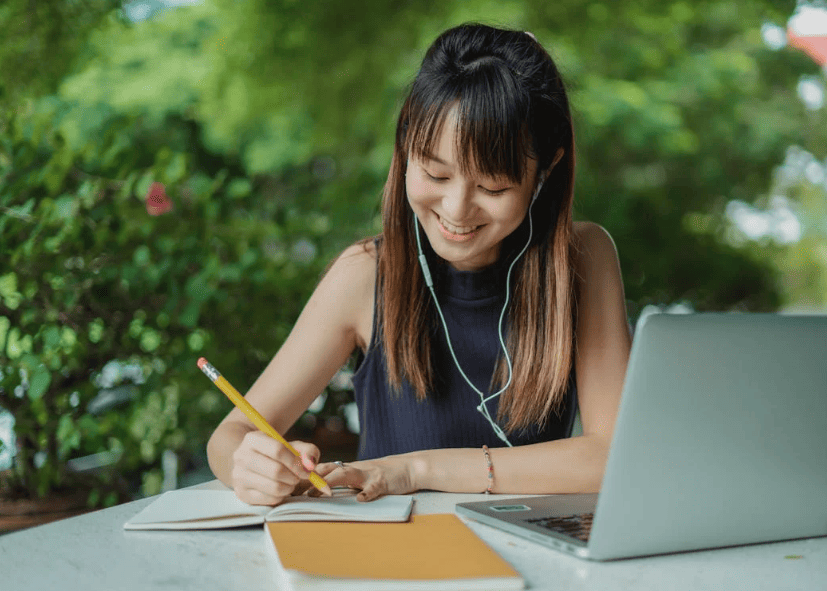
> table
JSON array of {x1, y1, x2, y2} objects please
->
[{"x1": 1, "y1": 480, "x2": 825, "y2": 590}]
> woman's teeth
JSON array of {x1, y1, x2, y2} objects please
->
[{"x1": 439, "y1": 217, "x2": 479, "y2": 234}]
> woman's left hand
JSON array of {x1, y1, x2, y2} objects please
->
[{"x1": 309, "y1": 456, "x2": 418, "y2": 501}]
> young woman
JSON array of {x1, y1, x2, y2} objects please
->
[{"x1": 207, "y1": 23, "x2": 631, "y2": 505}]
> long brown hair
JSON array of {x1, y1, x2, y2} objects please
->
[{"x1": 375, "y1": 23, "x2": 577, "y2": 433}]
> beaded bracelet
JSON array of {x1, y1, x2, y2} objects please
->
[{"x1": 482, "y1": 445, "x2": 494, "y2": 494}]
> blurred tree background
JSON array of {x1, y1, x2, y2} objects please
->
[{"x1": 1, "y1": 0, "x2": 825, "y2": 504}]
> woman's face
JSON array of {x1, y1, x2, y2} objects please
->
[{"x1": 405, "y1": 106, "x2": 539, "y2": 272}]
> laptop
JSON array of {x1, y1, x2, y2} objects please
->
[{"x1": 456, "y1": 312, "x2": 827, "y2": 560}]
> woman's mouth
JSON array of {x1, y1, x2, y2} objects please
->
[{"x1": 437, "y1": 215, "x2": 482, "y2": 241}]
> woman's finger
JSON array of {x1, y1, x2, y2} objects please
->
[
  {"x1": 235, "y1": 486, "x2": 281, "y2": 506},
  {"x1": 314, "y1": 461, "x2": 348, "y2": 477},
  {"x1": 290, "y1": 440, "x2": 322, "y2": 471},
  {"x1": 357, "y1": 479, "x2": 385, "y2": 502},
  {"x1": 234, "y1": 447, "x2": 302, "y2": 486},
  {"x1": 316, "y1": 462, "x2": 366, "y2": 490},
  {"x1": 233, "y1": 464, "x2": 300, "y2": 499},
  {"x1": 233, "y1": 471, "x2": 294, "y2": 505},
  {"x1": 244, "y1": 433, "x2": 318, "y2": 481}
]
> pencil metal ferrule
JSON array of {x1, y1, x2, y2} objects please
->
[{"x1": 201, "y1": 362, "x2": 220, "y2": 382}]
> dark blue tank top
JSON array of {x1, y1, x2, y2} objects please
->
[{"x1": 351, "y1": 242, "x2": 577, "y2": 460}]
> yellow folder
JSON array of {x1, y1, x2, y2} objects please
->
[{"x1": 264, "y1": 513, "x2": 525, "y2": 590}]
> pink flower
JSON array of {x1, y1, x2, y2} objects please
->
[{"x1": 146, "y1": 182, "x2": 173, "y2": 216}]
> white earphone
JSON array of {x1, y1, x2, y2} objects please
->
[{"x1": 414, "y1": 174, "x2": 546, "y2": 445}]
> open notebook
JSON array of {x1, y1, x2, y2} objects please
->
[{"x1": 124, "y1": 489, "x2": 413, "y2": 530}]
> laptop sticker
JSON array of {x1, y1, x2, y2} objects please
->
[{"x1": 490, "y1": 504, "x2": 532, "y2": 512}]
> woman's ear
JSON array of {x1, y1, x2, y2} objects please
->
[
  {"x1": 551, "y1": 147, "x2": 564, "y2": 169},
  {"x1": 539, "y1": 147, "x2": 565, "y2": 184}
]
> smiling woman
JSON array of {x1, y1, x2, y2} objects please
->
[
  {"x1": 404, "y1": 105, "x2": 542, "y2": 270},
  {"x1": 207, "y1": 23, "x2": 632, "y2": 506}
]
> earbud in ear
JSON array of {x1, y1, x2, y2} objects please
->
[
  {"x1": 531, "y1": 177, "x2": 545, "y2": 203},
  {"x1": 551, "y1": 147, "x2": 564, "y2": 168}
]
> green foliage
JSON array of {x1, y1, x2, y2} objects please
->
[
  {"x1": 521, "y1": 0, "x2": 818, "y2": 314},
  {"x1": 0, "y1": 0, "x2": 122, "y2": 105},
  {"x1": 0, "y1": 92, "x2": 331, "y2": 500}
]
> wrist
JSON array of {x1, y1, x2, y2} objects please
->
[{"x1": 406, "y1": 451, "x2": 430, "y2": 491}]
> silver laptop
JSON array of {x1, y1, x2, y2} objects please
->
[{"x1": 457, "y1": 313, "x2": 827, "y2": 560}]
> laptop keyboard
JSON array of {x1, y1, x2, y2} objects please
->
[{"x1": 526, "y1": 513, "x2": 594, "y2": 543}]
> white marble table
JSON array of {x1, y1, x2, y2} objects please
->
[{"x1": 2, "y1": 480, "x2": 825, "y2": 590}]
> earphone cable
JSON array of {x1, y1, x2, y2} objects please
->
[{"x1": 413, "y1": 182, "x2": 543, "y2": 446}]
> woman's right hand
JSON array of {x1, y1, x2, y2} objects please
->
[{"x1": 229, "y1": 431, "x2": 321, "y2": 506}]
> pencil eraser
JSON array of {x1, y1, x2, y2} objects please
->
[{"x1": 197, "y1": 357, "x2": 207, "y2": 369}]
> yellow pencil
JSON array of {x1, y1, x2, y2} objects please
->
[{"x1": 197, "y1": 357, "x2": 331, "y2": 495}]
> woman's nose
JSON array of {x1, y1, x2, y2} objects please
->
[{"x1": 441, "y1": 184, "x2": 475, "y2": 222}]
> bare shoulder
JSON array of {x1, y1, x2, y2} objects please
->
[
  {"x1": 572, "y1": 221, "x2": 621, "y2": 280},
  {"x1": 326, "y1": 239, "x2": 377, "y2": 288},
  {"x1": 322, "y1": 239, "x2": 377, "y2": 351},
  {"x1": 573, "y1": 221, "x2": 619, "y2": 257},
  {"x1": 334, "y1": 239, "x2": 377, "y2": 266}
]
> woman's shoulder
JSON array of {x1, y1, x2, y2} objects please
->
[
  {"x1": 332, "y1": 237, "x2": 378, "y2": 273},
  {"x1": 573, "y1": 220, "x2": 615, "y2": 248},
  {"x1": 572, "y1": 221, "x2": 619, "y2": 262},
  {"x1": 571, "y1": 221, "x2": 622, "y2": 284},
  {"x1": 322, "y1": 238, "x2": 377, "y2": 351},
  {"x1": 323, "y1": 238, "x2": 377, "y2": 293}
]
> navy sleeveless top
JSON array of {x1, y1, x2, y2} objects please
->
[{"x1": 351, "y1": 241, "x2": 577, "y2": 460}]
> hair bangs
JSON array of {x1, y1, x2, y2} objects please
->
[
  {"x1": 405, "y1": 58, "x2": 534, "y2": 186},
  {"x1": 455, "y1": 61, "x2": 533, "y2": 185},
  {"x1": 405, "y1": 89, "x2": 454, "y2": 172}
]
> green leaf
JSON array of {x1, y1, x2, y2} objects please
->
[
  {"x1": 226, "y1": 178, "x2": 251, "y2": 199},
  {"x1": 27, "y1": 365, "x2": 51, "y2": 401},
  {"x1": 104, "y1": 491, "x2": 119, "y2": 508},
  {"x1": 0, "y1": 272, "x2": 22, "y2": 309},
  {"x1": 179, "y1": 303, "x2": 200, "y2": 328},
  {"x1": 129, "y1": 317, "x2": 144, "y2": 339},
  {"x1": 133, "y1": 245, "x2": 151, "y2": 267},
  {"x1": 187, "y1": 331, "x2": 205, "y2": 351},
  {"x1": 87, "y1": 488, "x2": 101, "y2": 508},
  {"x1": 60, "y1": 327, "x2": 77, "y2": 350},
  {"x1": 0, "y1": 272, "x2": 18, "y2": 297},
  {"x1": 6, "y1": 328, "x2": 25, "y2": 359},
  {"x1": 42, "y1": 325, "x2": 61, "y2": 349},
  {"x1": 3, "y1": 199, "x2": 34, "y2": 220},
  {"x1": 88, "y1": 318, "x2": 104, "y2": 344},
  {"x1": 184, "y1": 273, "x2": 210, "y2": 302},
  {"x1": 134, "y1": 172, "x2": 155, "y2": 201},
  {"x1": 164, "y1": 152, "x2": 187, "y2": 183},
  {"x1": 0, "y1": 316, "x2": 9, "y2": 352},
  {"x1": 57, "y1": 414, "x2": 81, "y2": 458},
  {"x1": 139, "y1": 328, "x2": 161, "y2": 352}
]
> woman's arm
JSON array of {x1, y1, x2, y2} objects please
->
[
  {"x1": 206, "y1": 242, "x2": 376, "y2": 503},
  {"x1": 320, "y1": 222, "x2": 630, "y2": 498}
]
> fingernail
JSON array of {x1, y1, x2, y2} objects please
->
[{"x1": 301, "y1": 455, "x2": 315, "y2": 471}]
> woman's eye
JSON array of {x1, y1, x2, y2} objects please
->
[
  {"x1": 482, "y1": 187, "x2": 508, "y2": 196},
  {"x1": 423, "y1": 169, "x2": 509, "y2": 195}
]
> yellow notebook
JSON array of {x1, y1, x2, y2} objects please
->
[{"x1": 264, "y1": 513, "x2": 525, "y2": 590}]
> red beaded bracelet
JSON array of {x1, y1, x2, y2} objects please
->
[{"x1": 482, "y1": 445, "x2": 494, "y2": 494}]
